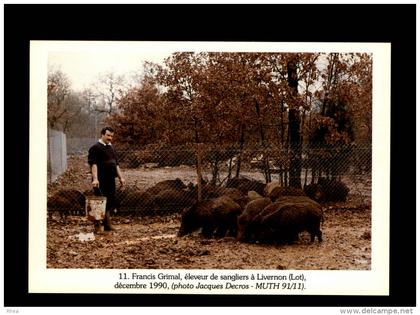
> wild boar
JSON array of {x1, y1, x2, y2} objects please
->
[
  {"x1": 247, "y1": 190, "x2": 263, "y2": 201},
  {"x1": 178, "y1": 195, "x2": 242, "y2": 238},
  {"x1": 213, "y1": 187, "x2": 247, "y2": 208},
  {"x1": 237, "y1": 197, "x2": 272, "y2": 242},
  {"x1": 47, "y1": 189, "x2": 85, "y2": 219},
  {"x1": 249, "y1": 197, "x2": 323, "y2": 244},
  {"x1": 145, "y1": 178, "x2": 187, "y2": 195},
  {"x1": 318, "y1": 178, "x2": 350, "y2": 202},
  {"x1": 226, "y1": 177, "x2": 265, "y2": 195},
  {"x1": 274, "y1": 195, "x2": 322, "y2": 208},
  {"x1": 115, "y1": 186, "x2": 145, "y2": 212},
  {"x1": 303, "y1": 183, "x2": 324, "y2": 202},
  {"x1": 269, "y1": 186, "x2": 306, "y2": 201},
  {"x1": 263, "y1": 181, "x2": 281, "y2": 197},
  {"x1": 152, "y1": 188, "x2": 196, "y2": 215}
]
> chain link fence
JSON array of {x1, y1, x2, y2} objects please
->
[
  {"x1": 47, "y1": 143, "x2": 372, "y2": 220},
  {"x1": 67, "y1": 137, "x2": 96, "y2": 155}
]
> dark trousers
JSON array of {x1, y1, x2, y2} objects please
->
[{"x1": 95, "y1": 175, "x2": 117, "y2": 211}]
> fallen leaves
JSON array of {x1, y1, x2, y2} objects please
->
[{"x1": 47, "y1": 203, "x2": 371, "y2": 270}]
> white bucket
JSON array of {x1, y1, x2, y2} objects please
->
[{"x1": 85, "y1": 196, "x2": 107, "y2": 221}]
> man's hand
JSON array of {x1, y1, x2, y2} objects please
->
[
  {"x1": 91, "y1": 164, "x2": 99, "y2": 188},
  {"x1": 92, "y1": 179, "x2": 99, "y2": 188},
  {"x1": 119, "y1": 177, "x2": 126, "y2": 187}
]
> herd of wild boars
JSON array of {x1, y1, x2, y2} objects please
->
[
  {"x1": 236, "y1": 195, "x2": 323, "y2": 244},
  {"x1": 178, "y1": 195, "x2": 243, "y2": 238},
  {"x1": 48, "y1": 176, "x2": 349, "y2": 244},
  {"x1": 179, "y1": 180, "x2": 324, "y2": 244}
]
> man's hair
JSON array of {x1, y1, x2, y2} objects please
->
[{"x1": 101, "y1": 127, "x2": 114, "y2": 135}]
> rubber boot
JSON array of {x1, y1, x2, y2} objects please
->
[
  {"x1": 94, "y1": 220, "x2": 104, "y2": 234},
  {"x1": 104, "y1": 210, "x2": 117, "y2": 231}
]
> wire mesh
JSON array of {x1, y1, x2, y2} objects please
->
[{"x1": 47, "y1": 143, "x2": 372, "y2": 220}]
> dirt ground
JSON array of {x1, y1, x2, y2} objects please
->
[{"x1": 47, "y1": 155, "x2": 371, "y2": 270}]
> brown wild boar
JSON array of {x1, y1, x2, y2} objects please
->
[{"x1": 178, "y1": 195, "x2": 242, "y2": 238}]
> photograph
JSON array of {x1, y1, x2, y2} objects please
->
[
  {"x1": 29, "y1": 41, "x2": 389, "y2": 296},
  {"x1": 45, "y1": 44, "x2": 374, "y2": 271}
]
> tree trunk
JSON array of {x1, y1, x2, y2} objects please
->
[
  {"x1": 255, "y1": 99, "x2": 271, "y2": 182},
  {"x1": 235, "y1": 124, "x2": 245, "y2": 177},
  {"x1": 287, "y1": 58, "x2": 302, "y2": 188}
]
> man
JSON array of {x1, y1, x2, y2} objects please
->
[{"x1": 88, "y1": 127, "x2": 125, "y2": 232}]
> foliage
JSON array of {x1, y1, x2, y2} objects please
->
[
  {"x1": 105, "y1": 52, "x2": 372, "y2": 184},
  {"x1": 47, "y1": 70, "x2": 82, "y2": 132},
  {"x1": 306, "y1": 53, "x2": 372, "y2": 179},
  {"x1": 48, "y1": 52, "x2": 372, "y2": 185}
]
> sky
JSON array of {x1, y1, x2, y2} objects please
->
[{"x1": 48, "y1": 46, "x2": 174, "y2": 92}]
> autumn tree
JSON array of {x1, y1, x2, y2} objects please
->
[
  {"x1": 109, "y1": 51, "x2": 371, "y2": 185},
  {"x1": 154, "y1": 52, "x2": 210, "y2": 144},
  {"x1": 307, "y1": 53, "x2": 372, "y2": 179},
  {"x1": 154, "y1": 52, "x2": 287, "y2": 182},
  {"x1": 264, "y1": 53, "x2": 321, "y2": 187},
  {"x1": 47, "y1": 70, "x2": 83, "y2": 132},
  {"x1": 108, "y1": 74, "x2": 164, "y2": 146},
  {"x1": 198, "y1": 53, "x2": 276, "y2": 182}
]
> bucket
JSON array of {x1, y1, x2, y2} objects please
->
[{"x1": 85, "y1": 195, "x2": 107, "y2": 221}]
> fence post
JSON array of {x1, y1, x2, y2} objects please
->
[
  {"x1": 47, "y1": 129, "x2": 52, "y2": 183},
  {"x1": 47, "y1": 128, "x2": 67, "y2": 182},
  {"x1": 196, "y1": 143, "x2": 203, "y2": 202}
]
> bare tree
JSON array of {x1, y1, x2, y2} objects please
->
[
  {"x1": 91, "y1": 72, "x2": 126, "y2": 115},
  {"x1": 48, "y1": 70, "x2": 82, "y2": 132}
]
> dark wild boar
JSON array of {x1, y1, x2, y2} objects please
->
[
  {"x1": 178, "y1": 195, "x2": 242, "y2": 238},
  {"x1": 115, "y1": 186, "x2": 146, "y2": 213},
  {"x1": 268, "y1": 186, "x2": 305, "y2": 201},
  {"x1": 303, "y1": 183, "x2": 324, "y2": 202},
  {"x1": 250, "y1": 198, "x2": 323, "y2": 244},
  {"x1": 47, "y1": 189, "x2": 86, "y2": 219},
  {"x1": 152, "y1": 188, "x2": 196, "y2": 215},
  {"x1": 237, "y1": 197, "x2": 272, "y2": 242},
  {"x1": 226, "y1": 177, "x2": 265, "y2": 195},
  {"x1": 145, "y1": 178, "x2": 187, "y2": 195},
  {"x1": 318, "y1": 178, "x2": 350, "y2": 202}
]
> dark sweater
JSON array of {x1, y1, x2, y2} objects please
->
[
  {"x1": 88, "y1": 142, "x2": 120, "y2": 209},
  {"x1": 88, "y1": 142, "x2": 119, "y2": 180}
]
